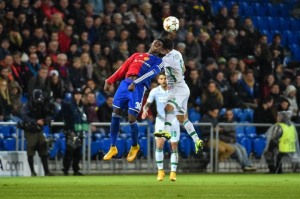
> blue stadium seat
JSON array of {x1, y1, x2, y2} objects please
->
[
  {"x1": 0, "y1": 125, "x2": 13, "y2": 138},
  {"x1": 243, "y1": 108, "x2": 254, "y2": 122},
  {"x1": 189, "y1": 108, "x2": 201, "y2": 123},
  {"x1": 279, "y1": 18, "x2": 290, "y2": 31},
  {"x1": 239, "y1": 137, "x2": 252, "y2": 156},
  {"x1": 0, "y1": 137, "x2": 4, "y2": 150},
  {"x1": 219, "y1": 108, "x2": 226, "y2": 117},
  {"x1": 43, "y1": 125, "x2": 51, "y2": 137},
  {"x1": 115, "y1": 138, "x2": 126, "y2": 158},
  {"x1": 91, "y1": 140, "x2": 101, "y2": 157},
  {"x1": 289, "y1": 18, "x2": 300, "y2": 31},
  {"x1": 96, "y1": 91, "x2": 107, "y2": 106},
  {"x1": 126, "y1": 138, "x2": 132, "y2": 154},
  {"x1": 291, "y1": 45, "x2": 300, "y2": 61},
  {"x1": 59, "y1": 138, "x2": 66, "y2": 156},
  {"x1": 179, "y1": 137, "x2": 191, "y2": 158},
  {"x1": 3, "y1": 138, "x2": 16, "y2": 151},
  {"x1": 49, "y1": 139, "x2": 60, "y2": 159},
  {"x1": 121, "y1": 125, "x2": 131, "y2": 137},
  {"x1": 235, "y1": 126, "x2": 245, "y2": 136},
  {"x1": 245, "y1": 126, "x2": 257, "y2": 138},
  {"x1": 278, "y1": 3, "x2": 289, "y2": 17},
  {"x1": 21, "y1": 95, "x2": 28, "y2": 103},
  {"x1": 253, "y1": 3, "x2": 267, "y2": 16},
  {"x1": 100, "y1": 137, "x2": 111, "y2": 153},
  {"x1": 268, "y1": 17, "x2": 280, "y2": 30},
  {"x1": 138, "y1": 137, "x2": 148, "y2": 157},
  {"x1": 253, "y1": 137, "x2": 266, "y2": 159},
  {"x1": 267, "y1": 3, "x2": 279, "y2": 17}
]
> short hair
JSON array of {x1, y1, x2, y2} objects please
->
[{"x1": 162, "y1": 38, "x2": 174, "y2": 50}]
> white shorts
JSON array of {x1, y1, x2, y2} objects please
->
[
  {"x1": 167, "y1": 83, "x2": 190, "y2": 115},
  {"x1": 155, "y1": 117, "x2": 180, "y2": 142}
]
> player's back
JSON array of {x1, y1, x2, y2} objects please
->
[
  {"x1": 127, "y1": 53, "x2": 162, "y2": 77},
  {"x1": 162, "y1": 50, "x2": 185, "y2": 86}
]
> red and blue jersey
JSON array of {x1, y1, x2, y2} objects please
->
[{"x1": 106, "y1": 53, "x2": 163, "y2": 88}]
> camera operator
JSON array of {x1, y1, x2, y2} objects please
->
[
  {"x1": 19, "y1": 89, "x2": 54, "y2": 176},
  {"x1": 56, "y1": 88, "x2": 88, "y2": 176}
]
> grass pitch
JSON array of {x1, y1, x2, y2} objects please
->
[{"x1": 1, "y1": 174, "x2": 300, "y2": 199}]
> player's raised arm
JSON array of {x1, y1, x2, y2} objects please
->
[{"x1": 132, "y1": 61, "x2": 164, "y2": 86}]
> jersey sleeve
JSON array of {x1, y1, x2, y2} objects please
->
[
  {"x1": 133, "y1": 60, "x2": 164, "y2": 85},
  {"x1": 106, "y1": 53, "x2": 136, "y2": 84},
  {"x1": 147, "y1": 88, "x2": 157, "y2": 103}
]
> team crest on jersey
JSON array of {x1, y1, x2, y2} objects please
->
[{"x1": 144, "y1": 56, "x2": 149, "y2": 61}]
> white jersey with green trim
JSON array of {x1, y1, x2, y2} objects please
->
[
  {"x1": 147, "y1": 85, "x2": 169, "y2": 119},
  {"x1": 162, "y1": 49, "x2": 185, "y2": 87}
]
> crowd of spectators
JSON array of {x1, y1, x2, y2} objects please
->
[{"x1": 0, "y1": 0, "x2": 299, "y2": 129}]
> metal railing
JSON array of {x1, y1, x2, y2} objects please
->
[{"x1": 4, "y1": 121, "x2": 298, "y2": 173}]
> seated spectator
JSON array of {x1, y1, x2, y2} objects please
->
[
  {"x1": 201, "y1": 80, "x2": 223, "y2": 114},
  {"x1": 202, "y1": 57, "x2": 218, "y2": 86},
  {"x1": 186, "y1": 69, "x2": 202, "y2": 109},
  {"x1": 239, "y1": 69, "x2": 259, "y2": 108},
  {"x1": 254, "y1": 96, "x2": 276, "y2": 134},
  {"x1": 200, "y1": 108, "x2": 235, "y2": 161},
  {"x1": 220, "y1": 109, "x2": 256, "y2": 171},
  {"x1": 84, "y1": 92, "x2": 100, "y2": 134},
  {"x1": 226, "y1": 71, "x2": 243, "y2": 108},
  {"x1": 261, "y1": 74, "x2": 276, "y2": 99},
  {"x1": 269, "y1": 83, "x2": 282, "y2": 107}
]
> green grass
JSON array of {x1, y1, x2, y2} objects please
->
[{"x1": 1, "y1": 174, "x2": 300, "y2": 199}]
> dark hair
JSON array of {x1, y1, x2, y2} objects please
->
[
  {"x1": 262, "y1": 96, "x2": 273, "y2": 104},
  {"x1": 162, "y1": 38, "x2": 174, "y2": 50}
]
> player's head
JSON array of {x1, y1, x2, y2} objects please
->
[
  {"x1": 157, "y1": 72, "x2": 167, "y2": 88},
  {"x1": 149, "y1": 38, "x2": 164, "y2": 54},
  {"x1": 162, "y1": 37, "x2": 174, "y2": 50}
]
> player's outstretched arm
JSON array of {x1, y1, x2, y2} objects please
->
[{"x1": 132, "y1": 62, "x2": 164, "y2": 86}]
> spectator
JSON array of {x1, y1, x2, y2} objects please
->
[
  {"x1": 49, "y1": 69, "x2": 65, "y2": 104},
  {"x1": 202, "y1": 57, "x2": 218, "y2": 86},
  {"x1": 269, "y1": 83, "x2": 282, "y2": 107},
  {"x1": 8, "y1": 80, "x2": 22, "y2": 120},
  {"x1": 0, "y1": 79, "x2": 13, "y2": 121},
  {"x1": 27, "y1": 65, "x2": 51, "y2": 99},
  {"x1": 186, "y1": 69, "x2": 202, "y2": 109},
  {"x1": 226, "y1": 70, "x2": 243, "y2": 108},
  {"x1": 68, "y1": 57, "x2": 87, "y2": 90},
  {"x1": 220, "y1": 109, "x2": 256, "y2": 171},
  {"x1": 92, "y1": 57, "x2": 111, "y2": 89},
  {"x1": 185, "y1": 32, "x2": 201, "y2": 64},
  {"x1": 201, "y1": 80, "x2": 224, "y2": 113},
  {"x1": 84, "y1": 91, "x2": 100, "y2": 133},
  {"x1": 261, "y1": 74, "x2": 276, "y2": 99},
  {"x1": 97, "y1": 95, "x2": 113, "y2": 134},
  {"x1": 284, "y1": 85, "x2": 298, "y2": 122},
  {"x1": 254, "y1": 96, "x2": 276, "y2": 134},
  {"x1": 239, "y1": 69, "x2": 259, "y2": 108},
  {"x1": 200, "y1": 108, "x2": 235, "y2": 161}
]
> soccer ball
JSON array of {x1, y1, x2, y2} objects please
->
[{"x1": 163, "y1": 16, "x2": 179, "y2": 32}]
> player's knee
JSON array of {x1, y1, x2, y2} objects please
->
[
  {"x1": 170, "y1": 142, "x2": 178, "y2": 151},
  {"x1": 165, "y1": 104, "x2": 174, "y2": 112},
  {"x1": 128, "y1": 115, "x2": 137, "y2": 123}
]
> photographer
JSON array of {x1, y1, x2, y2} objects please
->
[
  {"x1": 56, "y1": 88, "x2": 88, "y2": 176},
  {"x1": 20, "y1": 89, "x2": 54, "y2": 176}
]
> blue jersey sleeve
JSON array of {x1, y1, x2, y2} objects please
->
[{"x1": 133, "y1": 61, "x2": 164, "y2": 85}]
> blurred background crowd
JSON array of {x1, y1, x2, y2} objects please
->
[{"x1": 0, "y1": 0, "x2": 299, "y2": 130}]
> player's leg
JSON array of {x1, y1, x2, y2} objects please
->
[
  {"x1": 153, "y1": 90, "x2": 177, "y2": 139},
  {"x1": 154, "y1": 117, "x2": 166, "y2": 181},
  {"x1": 103, "y1": 81, "x2": 128, "y2": 160},
  {"x1": 169, "y1": 119, "x2": 180, "y2": 181},
  {"x1": 126, "y1": 85, "x2": 146, "y2": 162},
  {"x1": 175, "y1": 87, "x2": 203, "y2": 153}
]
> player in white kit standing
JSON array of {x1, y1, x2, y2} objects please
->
[
  {"x1": 142, "y1": 73, "x2": 180, "y2": 181},
  {"x1": 153, "y1": 38, "x2": 204, "y2": 153}
]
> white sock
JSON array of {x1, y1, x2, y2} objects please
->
[
  {"x1": 155, "y1": 149, "x2": 164, "y2": 170},
  {"x1": 164, "y1": 111, "x2": 175, "y2": 132},
  {"x1": 183, "y1": 119, "x2": 199, "y2": 142},
  {"x1": 170, "y1": 150, "x2": 178, "y2": 172}
]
